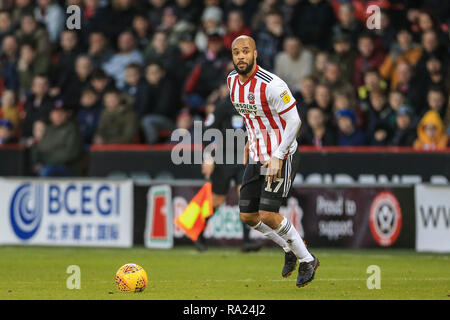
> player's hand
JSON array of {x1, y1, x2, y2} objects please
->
[
  {"x1": 243, "y1": 141, "x2": 249, "y2": 165},
  {"x1": 202, "y1": 157, "x2": 215, "y2": 179},
  {"x1": 261, "y1": 157, "x2": 283, "y2": 184}
]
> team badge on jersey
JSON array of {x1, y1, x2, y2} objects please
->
[
  {"x1": 280, "y1": 90, "x2": 291, "y2": 103},
  {"x1": 248, "y1": 92, "x2": 255, "y2": 104}
]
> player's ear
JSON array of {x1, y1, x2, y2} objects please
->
[{"x1": 254, "y1": 49, "x2": 258, "y2": 61}]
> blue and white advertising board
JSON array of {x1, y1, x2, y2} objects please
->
[{"x1": 0, "y1": 179, "x2": 133, "y2": 247}]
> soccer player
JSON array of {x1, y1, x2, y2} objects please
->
[{"x1": 228, "y1": 35, "x2": 319, "y2": 287}]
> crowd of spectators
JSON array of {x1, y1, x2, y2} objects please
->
[{"x1": 0, "y1": 0, "x2": 449, "y2": 176}]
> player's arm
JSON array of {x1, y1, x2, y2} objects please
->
[
  {"x1": 272, "y1": 106, "x2": 301, "y2": 160},
  {"x1": 262, "y1": 81, "x2": 301, "y2": 184}
]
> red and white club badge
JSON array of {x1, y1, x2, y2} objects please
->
[{"x1": 369, "y1": 191, "x2": 402, "y2": 247}]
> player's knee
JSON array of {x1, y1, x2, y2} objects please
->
[
  {"x1": 258, "y1": 210, "x2": 272, "y2": 224},
  {"x1": 239, "y1": 212, "x2": 259, "y2": 227}
]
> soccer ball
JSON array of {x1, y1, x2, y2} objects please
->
[{"x1": 115, "y1": 263, "x2": 148, "y2": 293}]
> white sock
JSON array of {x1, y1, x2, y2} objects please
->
[
  {"x1": 252, "y1": 221, "x2": 291, "y2": 253},
  {"x1": 276, "y1": 217, "x2": 313, "y2": 262}
]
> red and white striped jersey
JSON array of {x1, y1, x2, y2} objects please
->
[{"x1": 227, "y1": 65, "x2": 298, "y2": 162}]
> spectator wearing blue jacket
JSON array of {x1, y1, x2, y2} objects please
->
[{"x1": 336, "y1": 109, "x2": 366, "y2": 146}]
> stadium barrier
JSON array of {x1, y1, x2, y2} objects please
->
[
  {"x1": 0, "y1": 145, "x2": 28, "y2": 176},
  {"x1": 1, "y1": 177, "x2": 448, "y2": 252},
  {"x1": 136, "y1": 181, "x2": 415, "y2": 249},
  {"x1": 0, "y1": 178, "x2": 134, "y2": 247},
  {"x1": 4, "y1": 144, "x2": 450, "y2": 184},
  {"x1": 89, "y1": 145, "x2": 450, "y2": 184}
]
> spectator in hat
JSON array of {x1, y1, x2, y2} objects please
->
[
  {"x1": 330, "y1": 32, "x2": 357, "y2": 83},
  {"x1": 195, "y1": 6, "x2": 225, "y2": 52},
  {"x1": 389, "y1": 104, "x2": 417, "y2": 146},
  {"x1": 336, "y1": 109, "x2": 366, "y2": 146},
  {"x1": 94, "y1": 88, "x2": 137, "y2": 144},
  {"x1": 0, "y1": 119, "x2": 17, "y2": 144},
  {"x1": 31, "y1": 103, "x2": 83, "y2": 177},
  {"x1": 413, "y1": 110, "x2": 448, "y2": 150},
  {"x1": 379, "y1": 27, "x2": 422, "y2": 89},
  {"x1": 102, "y1": 30, "x2": 144, "y2": 89},
  {"x1": 274, "y1": 35, "x2": 314, "y2": 90}
]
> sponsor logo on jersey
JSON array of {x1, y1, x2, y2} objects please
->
[
  {"x1": 280, "y1": 90, "x2": 290, "y2": 103},
  {"x1": 232, "y1": 102, "x2": 259, "y2": 116}
]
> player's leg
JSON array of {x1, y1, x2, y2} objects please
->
[
  {"x1": 195, "y1": 192, "x2": 227, "y2": 251},
  {"x1": 238, "y1": 164, "x2": 291, "y2": 254},
  {"x1": 194, "y1": 164, "x2": 231, "y2": 251},
  {"x1": 259, "y1": 152, "x2": 319, "y2": 286}
]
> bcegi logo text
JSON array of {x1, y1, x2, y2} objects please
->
[{"x1": 47, "y1": 184, "x2": 121, "y2": 215}]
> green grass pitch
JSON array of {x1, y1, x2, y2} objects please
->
[{"x1": 0, "y1": 246, "x2": 449, "y2": 300}]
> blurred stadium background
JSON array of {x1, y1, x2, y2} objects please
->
[{"x1": 0, "y1": 0, "x2": 449, "y2": 300}]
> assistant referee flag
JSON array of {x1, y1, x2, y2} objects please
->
[{"x1": 174, "y1": 182, "x2": 213, "y2": 241}]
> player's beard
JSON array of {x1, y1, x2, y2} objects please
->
[{"x1": 233, "y1": 58, "x2": 255, "y2": 75}]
